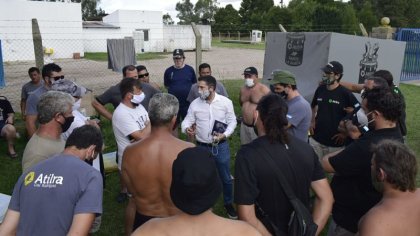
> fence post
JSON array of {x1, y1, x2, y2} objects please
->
[
  {"x1": 191, "y1": 23, "x2": 202, "y2": 77},
  {"x1": 238, "y1": 31, "x2": 240, "y2": 41},
  {"x1": 219, "y1": 32, "x2": 221, "y2": 41},
  {"x1": 32, "y1": 18, "x2": 44, "y2": 69}
]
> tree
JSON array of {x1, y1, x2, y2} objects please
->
[
  {"x1": 213, "y1": 4, "x2": 241, "y2": 32},
  {"x1": 289, "y1": 0, "x2": 318, "y2": 31},
  {"x1": 163, "y1": 13, "x2": 174, "y2": 25},
  {"x1": 176, "y1": 0, "x2": 198, "y2": 24},
  {"x1": 261, "y1": 6, "x2": 292, "y2": 31},
  {"x1": 194, "y1": 0, "x2": 219, "y2": 24},
  {"x1": 239, "y1": 0, "x2": 274, "y2": 27},
  {"x1": 356, "y1": 0, "x2": 377, "y2": 33}
]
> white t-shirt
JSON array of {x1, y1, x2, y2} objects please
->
[
  {"x1": 61, "y1": 110, "x2": 89, "y2": 141},
  {"x1": 112, "y1": 103, "x2": 149, "y2": 170}
]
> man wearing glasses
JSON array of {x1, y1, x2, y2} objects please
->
[
  {"x1": 25, "y1": 63, "x2": 65, "y2": 138},
  {"x1": 136, "y1": 65, "x2": 161, "y2": 90},
  {"x1": 309, "y1": 61, "x2": 359, "y2": 159}
]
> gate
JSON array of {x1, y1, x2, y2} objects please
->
[{"x1": 396, "y1": 28, "x2": 420, "y2": 81}]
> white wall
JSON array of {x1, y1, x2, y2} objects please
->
[
  {"x1": 103, "y1": 10, "x2": 164, "y2": 52},
  {"x1": 0, "y1": 0, "x2": 83, "y2": 61},
  {"x1": 163, "y1": 25, "x2": 211, "y2": 51}
]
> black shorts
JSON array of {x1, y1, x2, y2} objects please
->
[{"x1": 132, "y1": 211, "x2": 157, "y2": 231}]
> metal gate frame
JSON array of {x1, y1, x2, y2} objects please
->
[{"x1": 396, "y1": 28, "x2": 420, "y2": 81}]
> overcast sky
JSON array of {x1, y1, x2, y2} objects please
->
[{"x1": 98, "y1": 0, "x2": 290, "y2": 23}]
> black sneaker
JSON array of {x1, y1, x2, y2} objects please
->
[
  {"x1": 225, "y1": 204, "x2": 238, "y2": 220},
  {"x1": 116, "y1": 192, "x2": 127, "y2": 203}
]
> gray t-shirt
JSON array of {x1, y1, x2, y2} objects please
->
[
  {"x1": 286, "y1": 95, "x2": 312, "y2": 142},
  {"x1": 186, "y1": 81, "x2": 229, "y2": 103},
  {"x1": 25, "y1": 86, "x2": 49, "y2": 116},
  {"x1": 9, "y1": 154, "x2": 103, "y2": 236},
  {"x1": 21, "y1": 81, "x2": 44, "y2": 101},
  {"x1": 96, "y1": 81, "x2": 159, "y2": 111}
]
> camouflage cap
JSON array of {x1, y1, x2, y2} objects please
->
[{"x1": 51, "y1": 79, "x2": 87, "y2": 98}]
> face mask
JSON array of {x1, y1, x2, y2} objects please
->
[
  {"x1": 245, "y1": 78, "x2": 254, "y2": 87},
  {"x1": 198, "y1": 89, "x2": 210, "y2": 100},
  {"x1": 131, "y1": 93, "x2": 145, "y2": 105},
  {"x1": 366, "y1": 111, "x2": 376, "y2": 130},
  {"x1": 371, "y1": 168, "x2": 384, "y2": 193},
  {"x1": 279, "y1": 90, "x2": 288, "y2": 100},
  {"x1": 73, "y1": 99, "x2": 81, "y2": 111},
  {"x1": 252, "y1": 112, "x2": 259, "y2": 136},
  {"x1": 61, "y1": 115, "x2": 74, "y2": 133},
  {"x1": 321, "y1": 74, "x2": 335, "y2": 85}
]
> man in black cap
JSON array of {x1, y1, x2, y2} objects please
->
[
  {"x1": 131, "y1": 147, "x2": 261, "y2": 236},
  {"x1": 164, "y1": 49, "x2": 197, "y2": 137},
  {"x1": 239, "y1": 66, "x2": 270, "y2": 145},
  {"x1": 309, "y1": 61, "x2": 359, "y2": 159}
]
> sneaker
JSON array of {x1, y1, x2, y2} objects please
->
[
  {"x1": 225, "y1": 204, "x2": 238, "y2": 220},
  {"x1": 116, "y1": 192, "x2": 127, "y2": 203}
]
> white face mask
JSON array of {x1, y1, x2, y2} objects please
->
[
  {"x1": 131, "y1": 93, "x2": 145, "y2": 104},
  {"x1": 198, "y1": 89, "x2": 210, "y2": 100},
  {"x1": 73, "y1": 99, "x2": 81, "y2": 111},
  {"x1": 245, "y1": 78, "x2": 254, "y2": 87}
]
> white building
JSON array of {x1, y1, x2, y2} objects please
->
[
  {"x1": 0, "y1": 1, "x2": 211, "y2": 62},
  {"x1": 0, "y1": 0, "x2": 83, "y2": 61}
]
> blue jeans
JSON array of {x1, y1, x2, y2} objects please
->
[{"x1": 197, "y1": 141, "x2": 233, "y2": 205}]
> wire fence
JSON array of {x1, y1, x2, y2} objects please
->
[{"x1": 0, "y1": 21, "x2": 265, "y2": 112}]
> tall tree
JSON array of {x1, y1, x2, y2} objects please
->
[
  {"x1": 261, "y1": 6, "x2": 292, "y2": 30},
  {"x1": 289, "y1": 0, "x2": 318, "y2": 31},
  {"x1": 239, "y1": 0, "x2": 274, "y2": 27},
  {"x1": 213, "y1": 4, "x2": 241, "y2": 32},
  {"x1": 357, "y1": 0, "x2": 377, "y2": 33},
  {"x1": 176, "y1": 0, "x2": 198, "y2": 24},
  {"x1": 194, "y1": 0, "x2": 219, "y2": 24},
  {"x1": 163, "y1": 13, "x2": 174, "y2": 25}
]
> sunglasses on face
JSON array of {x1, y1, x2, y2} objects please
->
[
  {"x1": 138, "y1": 73, "x2": 149, "y2": 79},
  {"x1": 50, "y1": 75, "x2": 65, "y2": 81}
]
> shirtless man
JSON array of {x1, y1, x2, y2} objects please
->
[
  {"x1": 121, "y1": 93, "x2": 194, "y2": 233},
  {"x1": 132, "y1": 147, "x2": 261, "y2": 236},
  {"x1": 239, "y1": 67, "x2": 270, "y2": 144},
  {"x1": 358, "y1": 140, "x2": 420, "y2": 236}
]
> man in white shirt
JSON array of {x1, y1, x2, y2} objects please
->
[
  {"x1": 112, "y1": 78, "x2": 151, "y2": 201},
  {"x1": 181, "y1": 75, "x2": 238, "y2": 219}
]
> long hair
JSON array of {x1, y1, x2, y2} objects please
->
[{"x1": 256, "y1": 94, "x2": 289, "y2": 144}]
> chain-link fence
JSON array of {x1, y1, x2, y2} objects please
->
[{"x1": 0, "y1": 19, "x2": 265, "y2": 112}]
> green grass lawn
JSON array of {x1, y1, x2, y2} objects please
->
[
  {"x1": 84, "y1": 52, "x2": 168, "y2": 61},
  {"x1": 1, "y1": 81, "x2": 419, "y2": 235},
  {"x1": 212, "y1": 39, "x2": 266, "y2": 50}
]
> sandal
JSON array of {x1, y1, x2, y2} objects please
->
[{"x1": 7, "y1": 152, "x2": 18, "y2": 159}]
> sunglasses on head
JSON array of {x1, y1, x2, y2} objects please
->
[
  {"x1": 138, "y1": 73, "x2": 149, "y2": 79},
  {"x1": 51, "y1": 75, "x2": 64, "y2": 81}
]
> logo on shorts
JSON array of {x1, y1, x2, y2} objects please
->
[{"x1": 24, "y1": 172, "x2": 35, "y2": 186}]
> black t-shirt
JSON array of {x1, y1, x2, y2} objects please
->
[
  {"x1": 329, "y1": 127, "x2": 403, "y2": 233},
  {"x1": 311, "y1": 85, "x2": 359, "y2": 147},
  {"x1": 234, "y1": 135, "x2": 325, "y2": 234},
  {"x1": 0, "y1": 99, "x2": 14, "y2": 126},
  {"x1": 393, "y1": 86, "x2": 407, "y2": 136}
]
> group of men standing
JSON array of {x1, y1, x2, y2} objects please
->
[{"x1": 1, "y1": 48, "x2": 418, "y2": 236}]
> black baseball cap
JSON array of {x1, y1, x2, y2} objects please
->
[
  {"x1": 173, "y1": 49, "x2": 185, "y2": 58},
  {"x1": 170, "y1": 147, "x2": 222, "y2": 215},
  {"x1": 322, "y1": 61, "x2": 343, "y2": 74},
  {"x1": 243, "y1": 66, "x2": 258, "y2": 75}
]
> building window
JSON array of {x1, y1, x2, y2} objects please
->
[{"x1": 136, "y1": 29, "x2": 149, "y2": 41}]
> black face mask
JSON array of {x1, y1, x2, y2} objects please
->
[
  {"x1": 279, "y1": 91, "x2": 288, "y2": 100},
  {"x1": 61, "y1": 115, "x2": 74, "y2": 133}
]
